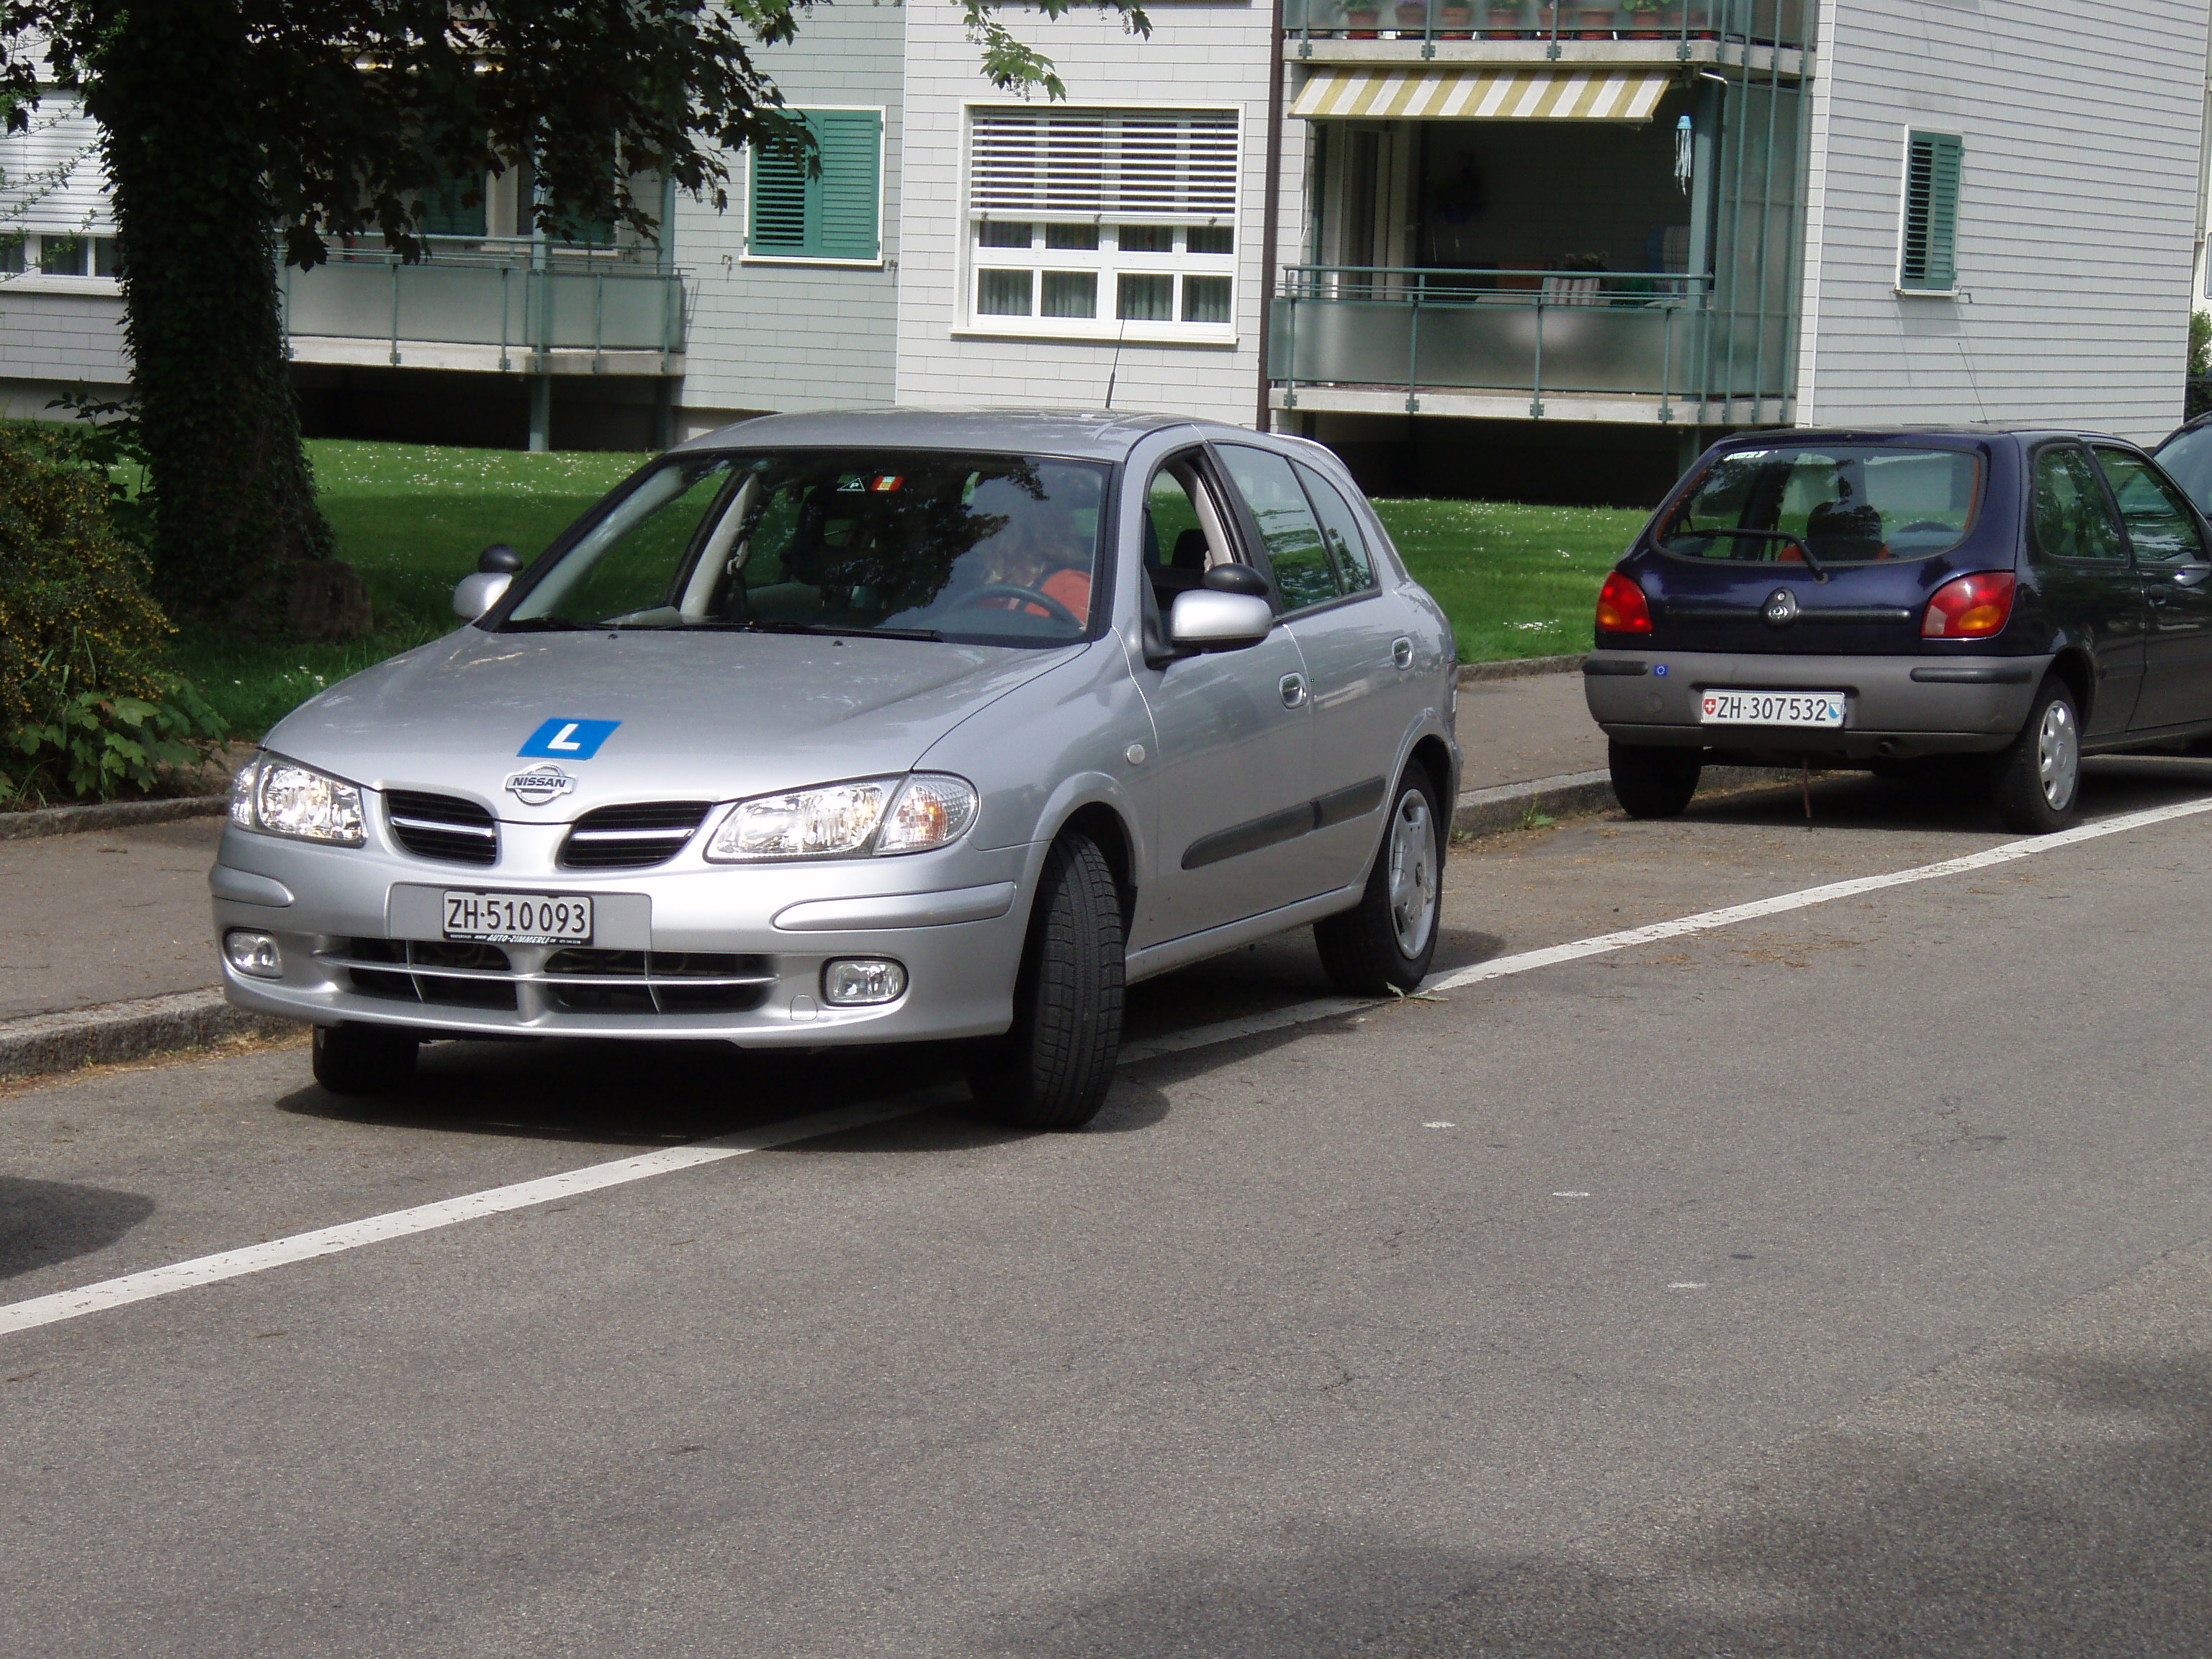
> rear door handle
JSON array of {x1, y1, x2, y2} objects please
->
[
  {"x1": 1280, "y1": 673, "x2": 1307, "y2": 709},
  {"x1": 1391, "y1": 636, "x2": 1414, "y2": 670}
]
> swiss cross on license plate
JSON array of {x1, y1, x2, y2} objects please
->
[{"x1": 442, "y1": 891, "x2": 593, "y2": 944}]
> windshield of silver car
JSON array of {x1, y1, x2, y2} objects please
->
[
  {"x1": 500, "y1": 451, "x2": 1108, "y2": 644},
  {"x1": 1657, "y1": 446, "x2": 1984, "y2": 567}
]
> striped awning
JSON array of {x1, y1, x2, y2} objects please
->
[{"x1": 1290, "y1": 66, "x2": 1672, "y2": 121}]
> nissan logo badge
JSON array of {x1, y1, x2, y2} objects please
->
[{"x1": 505, "y1": 763, "x2": 576, "y2": 806}]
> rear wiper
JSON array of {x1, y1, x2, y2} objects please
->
[{"x1": 1663, "y1": 527, "x2": 1827, "y2": 582}]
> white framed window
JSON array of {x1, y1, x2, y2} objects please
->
[{"x1": 961, "y1": 106, "x2": 1240, "y2": 344}]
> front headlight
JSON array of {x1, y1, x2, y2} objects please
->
[
  {"x1": 231, "y1": 753, "x2": 366, "y2": 846},
  {"x1": 704, "y1": 773, "x2": 977, "y2": 862}
]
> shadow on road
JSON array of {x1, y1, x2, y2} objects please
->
[
  {"x1": 979, "y1": 1346, "x2": 2212, "y2": 1658},
  {"x1": 1685, "y1": 755, "x2": 2212, "y2": 837},
  {"x1": 0, "y1": 1177, "x2": 155, "y2": 1282}
]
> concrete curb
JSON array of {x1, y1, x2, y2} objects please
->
[
  {"x1": 0, "y1": 794, "x2": 228, "y2": 842},
  {"x1": 0, "y1": 989, "x2": 301, "y2": 1082},
  {"x1": 1453, "y1": 764, "x2": 1802, "y2": 837},
  {"x1": 1458, "y1": 654, "x2": 1583, "y2": 684}
]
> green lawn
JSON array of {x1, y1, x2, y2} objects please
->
[{"x1": 171, "y1": 441, "x2": 1647, "y2": 739}]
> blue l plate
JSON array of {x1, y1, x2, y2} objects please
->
[{"x1": 518, "y1": 718, "x2": 621, "y2": 760}]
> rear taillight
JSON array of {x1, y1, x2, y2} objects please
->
[
  {"x1": 1596, "y1": 572, "x2": 1653, "y2": 635},
  {"x1": 1923, "y1": 571, "x2": 2015, "y2": 639}
]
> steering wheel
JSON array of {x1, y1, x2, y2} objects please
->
[{"x1": 945, "y1": 583, "x2": 1083, "y2": 627}]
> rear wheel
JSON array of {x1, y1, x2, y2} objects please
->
[
  {"x1": 1990, "y1": 677, "x2": 2083, "y2": 833},
  {"x1": 311, "y1": 1022, "x2": 420, "y2": 1094},
  {"x1": 1609, "y1": 741, "x2": 1702, "y2": 819},
  {"x1": 1313, "y1": 765, "x2": 1445, "y2": 996},
  {"x1": 966, "y1": 832, "x2": 1125, "y2": 1131}
]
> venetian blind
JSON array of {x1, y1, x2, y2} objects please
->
[
  {"x1": 0, "y1": 96, "x2": 112, "y2": 234},
  {"x1": 969, "y1": 109, "x2": 1238, "y2": 225}
]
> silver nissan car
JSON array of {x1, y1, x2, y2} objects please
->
[{"x1": 212, "y1": 411, "x2": 1460, "y2": 1129}]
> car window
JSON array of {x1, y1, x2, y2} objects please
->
[
  {"x1": 505, "y1": 450, "x2": 1109, "y2": 645},
  {"x1": 1294, "y1": 462, "x2": 1380, "y2": 594},
  {"x1": 2154, "y1": 423, "x2": 2212, "y2": 518},
  {"x1": 2032, "y1": 444, "x2": 2127, "y2": 564},
  {"x1": 2092, "y1": 446, "x2": 2207, "y2": 564},
  {"x1": 1144, "y1": 460, "x2": 1216, "y2": 575},
  {"x1": 1658, "y1": 444, "x2": 1982, "y2": 565},
  {"x1": 1214, "y1": 444, "x2": 1342, "y2": 611}
]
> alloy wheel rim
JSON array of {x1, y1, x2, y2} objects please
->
[
  {"x1": 1388, "y1": 791, "x2": 1438, "y2": 958},
  {"x1": 2038, "y1": 698, "x2": 2080, "y2": 810}
]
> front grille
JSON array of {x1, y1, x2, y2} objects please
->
[
  {"x1": 386, "y1": 791, "x2": 499, "y2": 866},
  {"x1": 326, "y1": 940, "x2": 772, "y2": 1017},
  {"x1": 544, "y1": 948, "x2": 774, "y2": 1015},
  {"x1": 558, "y1": 801, "x2": 712, "y2": 870},
  {"x1": 340, "y1": 939, "x2": 518, "y2": 1010}
]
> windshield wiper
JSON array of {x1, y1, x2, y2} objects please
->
[
  {"x1": 1660, "y1": 526, "x2": 1828, "y2": 582},
  {"x1": 496, "y1": 616, "x2": 588, "y2": 631},
  {"x1": 740, "y1": 620, "x2": 945, "y2": 642}
]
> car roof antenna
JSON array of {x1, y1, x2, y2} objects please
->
[{"x1": 1104, "y1": 318, "x2": 1128, "y2": 411}]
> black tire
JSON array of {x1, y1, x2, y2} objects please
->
[
  {"x1": 1990, "y1": 676, "x2": 2084, "y2": 834},
  {"x1": 312, "y1": 1022, "x2": 420, "y2": 1095},
  {"x1": 966, "y1": 832, "x2": 1125, "y2": 1131},
  {"x1": 1313, "y1": 765, "x2": 1445, "y2": 997},
  {"x1": 1609, "y1": 741, "x2": 1702, "y2": 819}
]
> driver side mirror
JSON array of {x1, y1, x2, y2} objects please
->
[
  {"x1": 1169, "y1": 588, "x2": 1274, "y2": 654},
  {"x1": 452, "y1": 543, "x2": 522, "y2": 621}
]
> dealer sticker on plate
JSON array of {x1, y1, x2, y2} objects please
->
[
  {"x1": 1699, "y1": 690, "x2": 1846, "y2": 728},
  {"x1": 444, "y1": 891, "x2": 593, "y2": 945}
]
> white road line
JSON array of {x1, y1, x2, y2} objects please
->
[
  {"x1": 12, "y1": 793, "x2": 2212, "y2": 1343},
  {"x1": 0, "y1": 1100, "x2": 930, "y2": 1339},
  {"x1": 1123, "y1": 793, "x2": 2212, "y2": 1061}
]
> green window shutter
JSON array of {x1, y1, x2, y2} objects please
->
[
  {"x1": 750, "y1": 110, "x2": 881, "y2": 260},
  {"x1": 1901, "y1": 131, "x2": 1962, "y2": 291}
]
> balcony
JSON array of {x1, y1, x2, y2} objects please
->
[
  {"x1": 1269, "y1": 266, "x2": 1792, "y2": 426},
  {"x1": 279, "y1": 241, "x2": 688, "y2": 377},
  {"x1": 1283, "y1": 0, "x2": 1805, "y2": 67}
]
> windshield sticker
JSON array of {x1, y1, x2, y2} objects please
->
[{"x1": 518, "y1": 718, "x2": 621, "y2": 760}]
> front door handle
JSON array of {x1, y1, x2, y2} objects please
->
[
  {"x1": 1390, "y1": 636, "x2": 1415, "y2": 670},
  {"x1": 1280, "y1": 673, "x2": 1307, "y2": 709}
]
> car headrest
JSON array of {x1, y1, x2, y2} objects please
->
[{"x1": 1172, "y1": 527, "x2": 1210, "y2": 571}]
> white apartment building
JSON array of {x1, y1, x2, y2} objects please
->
[{"x1": 0, "y1": 0, "x2": 2204, "y2": 503}]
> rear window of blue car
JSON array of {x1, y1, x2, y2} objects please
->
[{"x1": 1658, "y1": 445, "x2": 1984, "y2": 567}]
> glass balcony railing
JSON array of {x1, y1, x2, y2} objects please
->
[
  {"x1": 279, "y1": 242, "x2": 687, "y2": 366},
  {"x1": 1269, "y1": 266, "x2": 1790, "y2": 416},
  {"x1": 1282, "y1": 0, "x2": 1804, "y2": 52}
]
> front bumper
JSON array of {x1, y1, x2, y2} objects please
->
[
  {"x1": 210, "y1": 822, "x2": 1033, "y2": 1046},
  {"x1": 1583, "y1": 649, "x2": 2049, "y2": 760}
]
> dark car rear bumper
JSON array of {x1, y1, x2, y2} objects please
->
[{"x1": 1583, "y1": 649, "x2": 2052, "y2": 760}]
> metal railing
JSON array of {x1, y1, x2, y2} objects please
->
[
  {"x1": 279, "y1": 240, "x2": 688, "y2": 370},
  {"x1": 1282, "y1": 0, "x2": 1804, "y2": 58},
  {"x1": 1269, "y1": 264, "x2": 1789, "y2": 420}
]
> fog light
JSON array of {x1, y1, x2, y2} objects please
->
[
  {"x1": 822, "y1": 958, "x2": 907, "y2": 1006},
  {"x1": 223, "y1": 930, "x2": 284, "y2": 979}
]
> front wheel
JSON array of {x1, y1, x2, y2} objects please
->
[
  {"x1": 1609, "y1": 741, "x2": 1702, "y2": 819},
  {"x1": 1313, "y1": 766, "x2": 1445, "y2": 997},
  {"x1": 312, "y1": 1022, "x2": 420, "y2": 1094},
  {"x1": 966, "y1": 832, "x2": 1125, "y2": 1131},
  {"x1": 1990, "y1": 678, "x2": 2083, "y2": 833}
]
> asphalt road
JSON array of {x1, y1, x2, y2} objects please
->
[{"x1": 6, "y1": 760, "x2": 2212, "y2": 1656}]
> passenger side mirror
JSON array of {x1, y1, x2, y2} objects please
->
[
  {"x1": 477, "y1": 543, "x2": 524, "y2": 574},
  {"x1": 1169, "y1": 588, "x2": 1274, "y2": 654},
  {"x1": 454, "y1": 543, "x2": 523, "y2": 620},
  {"x1": 1202, "y1": 562, "x2": 1271, "y2": 599}
]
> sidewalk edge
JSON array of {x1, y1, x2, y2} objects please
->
[
  {"x1": 0, "y1": 990, "x2": 302, "y2": 1082},
  {"x1": 1457, "y1": 654, "x2": 1583, "y2": 685},
  {"x1": 1454, "y1": 765, "x2": 1800, "y2": 836},
  {"x1": 0, "y1": 795, "x2": 228, "y2": 842}
]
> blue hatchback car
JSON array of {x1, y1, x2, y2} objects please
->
[{"x1": 1583, "y1": 427, "x2": 2212, "y2": 832}]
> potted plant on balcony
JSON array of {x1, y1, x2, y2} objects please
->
[
  {"x1": 1576, "y1": 1, "x2": 1618, "y2": 37},
  {"x1": 1439, "y1": 0, "x2": 1475, "y2": 35},
  {"x1": 1395, "y1": 0, "x2": 1430, "y2": 32},
  {"x1": 1485, "y1": 0, "x2": 1526, "y2": 32},
  {"x1": 1345, "y1": 0, "x2": 1381, "y2": 33},
  {"x1": 1623, "y1": 0, "x2": 1664, "y2": 36}
]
